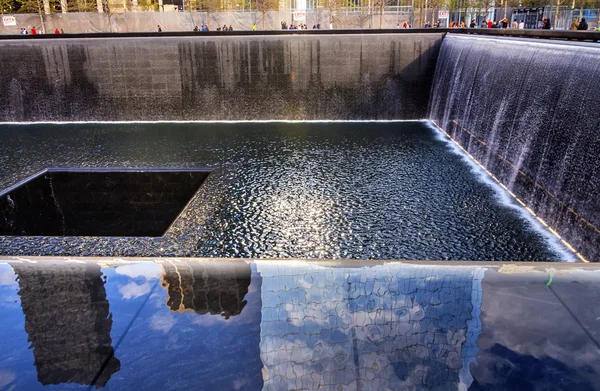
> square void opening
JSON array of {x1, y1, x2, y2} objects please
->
[{"x1": 0, "y1": 168, "x2": 210, "y2": 237}]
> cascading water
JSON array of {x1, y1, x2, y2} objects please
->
[{"x1": 429, "y1": 35, "x2": 600, "y2": 261}]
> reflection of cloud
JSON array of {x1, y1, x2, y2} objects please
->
[
  {"x1": 119, "y1": 282, "x2": 151, "y2": 299},
  {"x1": 150, "y1": 313, "x2": 176, "y2": 334},
  {"x1": 233, "y1": 378, "x2": 249, "y2": 390},
  {"x1": 116, "y1": 263, "x2": 162, "y2": 280},
  {"x1": 0, "y1": 369, "x2": 16, "y2": 388},
  {"x1": 190, "y1": 313, "x2": 231, "y2": 327},
  {"x1": 0, "y1": 269, "x2": 17, "y2": 286}
]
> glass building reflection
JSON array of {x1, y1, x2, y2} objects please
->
[
  {"x1": 161, "y1": 261, "x2": 252, "y2": 319},
  {"x1": 256, "y1": 262, "x2": 485, "y2": 390},
  {"x1": 11, "y1": 262, "x2": 120, "y2": 387}
]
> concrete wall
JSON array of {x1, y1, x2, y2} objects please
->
[
  {"x1": 0, "y1": 33, "x2": 442, "y2": 121},
  {"x1": 0, "y1": 11, "x2": 417, "y2": 34},
  {"x1": 429, "y1": 35, "x2": 600, "y2": 262}
]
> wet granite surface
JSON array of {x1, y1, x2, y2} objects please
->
[
  {"x1": 429, "y1": 35, "x2": 600, "y2": 262},
  {"x1": 0, "y1": 34, "x2": 441, "y2": 121},
  {"x1": 0, "y1": 258, "x2": 598, "y2": 390},
  {"x1": 0, "y1": 121, "x2": 571, "y2": 260}
]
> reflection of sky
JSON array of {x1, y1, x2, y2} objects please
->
[
  {"x1": 1, "y1": 261, "x2": 599, "y2": 390},
  {"x1": 0, "y1": 263, "x2": 91, "y2": 391},
  {"x1": 256, "y1": 262, "x2": 485, "y2": 391},
  {"x1": 100, "y1": 261, "x2": 263, "y2": 391},
  {"x1": 0, "y1": 261, "x2": 263, "y2": 391}
]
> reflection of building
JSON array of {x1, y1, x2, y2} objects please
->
[
  {"x1": 12, "y1": 263, "x2": 119, "y2": 387},
  {"x1": 161, "y1": 261, "x2": 251, "y2": 319},
  {"x1": 256, "y1": 262, "x2": 485, "y2": 391}
]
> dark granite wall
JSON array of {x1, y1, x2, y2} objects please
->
[
  {"x1": 0, "y1": 34, "x2": 442, "y2": 121},
  {"x1": 0, "y1": 170, "x2": 210, "y2": 237},
  {"x1": 429, "y1": 35, "x2": 600, "y2": 262}
]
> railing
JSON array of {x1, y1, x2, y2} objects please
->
[{"x1": 2, "y1": 27, "x2": 599, "y2": 42}]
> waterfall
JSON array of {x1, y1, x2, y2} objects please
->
[{"x1": 429, "y1": 35, "x2": 600, "y2": 262}]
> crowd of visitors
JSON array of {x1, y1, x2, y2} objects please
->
[
  {"x1": 411, "y1": 16, "x2": 594, "y2": 30},
  {"x1": 14, "y1": 15, "x2": 598, "y2": 34},
  {"x1": 19, "y1": 27, "x2": 64, "y2": 34},
  {"x1": 280, "y1": 21, "x2": 329, "y2": 29},
  {"x1": 186, "y1": 24, "x2": 234, "y2": 32}
]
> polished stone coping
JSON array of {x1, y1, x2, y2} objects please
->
[
  {"x1": 1, "y1": 257, "x2": 598, "y2": 389},
  {"x1": 0, "y1": 29, "x2": 598, "y2": 42},
  {"x1": 1, "y1": 256, "x2": 597, "y2": 268}
]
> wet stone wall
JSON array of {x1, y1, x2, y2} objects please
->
[
  {"x1": 0, "y1": 34, "x2": 442, "y2": 121},
  {"x1": 429, "y1": 35, "x2": 600, "y2": 262}
]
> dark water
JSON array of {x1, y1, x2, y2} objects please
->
[
  {"x1": 0, "y1": 260, "x2": 598, "y2": 390},
  {"x1": 0, "y1": 121, "x2": 567, "y2": 261}
]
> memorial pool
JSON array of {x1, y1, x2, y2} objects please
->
[{"x1": 0, "y1": 121, "x2": 572, "y2": 261}]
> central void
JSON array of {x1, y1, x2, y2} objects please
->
[{"x1": 0, "y1": 121, "x2": 567, "y2": 261}]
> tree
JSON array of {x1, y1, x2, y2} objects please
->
[
  {"x1": 373, "y1": 0, "x2": 391, "y2": 28},
  {"x1": 322, "y1": 0, "x2": 351, "y2": 28},
  {"x1": 0, "y1": 0, "x2": 17, "y2": 13},
  {"x1": 17, "y1": 0, "x2": 56, "y2": 32},
  {"x1": 254, "y1": 0, "x2": 277, "y2": 30},
  {"x1": 200, "y1": 0, "x2": 220, "y2": 29},
  {"x1": 67, "y1": 0, "x2": 96, "y2": 12}
]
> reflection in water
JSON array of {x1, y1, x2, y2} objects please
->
[
  {"x1": 11, "y1": 263, "x2": 120, "y2": 387},
  {"x1": 256, "y1": 262, "x2": 485, "y2": 390},
  {"x1": 161, "y1": 261, "x2": 251, "y2": 319}
]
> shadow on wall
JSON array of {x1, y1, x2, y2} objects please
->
[
  {"x1": 429, "y1": 35, "x2": 600, "y2": 262},
  {"x1": 0, "y1": 34, "x2": 442, "y2": 121}
]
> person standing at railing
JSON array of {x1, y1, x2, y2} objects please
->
[
  {"x1": 542, "y1": 18, "x2": 551, "y2": 29},
  {"x1": 512, "y1": 19, "x2": 518, "y2": 29},
  {"x1": 577, "y1": 18, "x2": 588, "y2": 30},
  {"x1": 570, "y1": 18, "x2": 579, "y2": 30},
  {"x1": 518, "y1": 20, "x2": 525, "y2": 29}
]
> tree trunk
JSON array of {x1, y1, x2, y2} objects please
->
[
  {"x1": 61, "y1": 0, "x2": 67, "y2": 13},
  {"x1": 379, "y1": 5, "x2": 382, "y2": 28},
  {"x1": 38, "y1": 9, "x2": 45, "y2": 31},
  {"x1": 262, "y1": 11, "x2": 265, "y2": 29},
  {"x1": 554, "y1": 2, "x2": 559, "y2": 29},
  {"x1": 97, "y1": 0, "x2": 103, "y2": 12},
  {"x1": 43, "y1": 0, "x2": 50, "y2": 14}
]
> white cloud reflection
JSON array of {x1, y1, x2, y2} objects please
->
[
  {"x1": 119, "y1": 281, "x2": 151, "y2": 299},
  {"x1": 0, "y1": 269, "x2": 17, "y2": 286},
  {"x1": 115, "y1": 262, "x2": 162, "y2": 280},
  {"x1": 150, "y1": 313, "x2": 176, "y2": 334}
]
